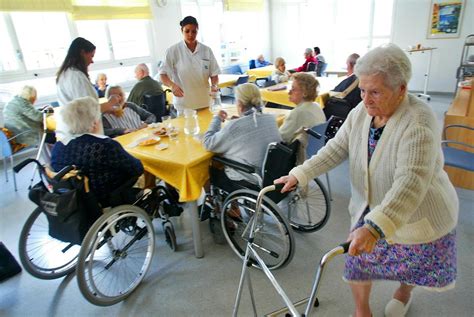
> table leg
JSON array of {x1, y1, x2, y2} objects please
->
[{"x1": 186, "y1": 201, "x2": 204, "y2": 258}]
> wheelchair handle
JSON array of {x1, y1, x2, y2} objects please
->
[
  {"x1": 304, "y1": 127, "x2": 323, "y2": 139},
  {"x1": 53, "y1": 165, "x2": 76, "y2": 181},
  {"x1": 14, "y1": 158, "x2": 40, "y2": 173}
]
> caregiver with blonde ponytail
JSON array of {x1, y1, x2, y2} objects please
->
[{"x1": 203, "y1": 83, "x2": 281, "y2": 184}]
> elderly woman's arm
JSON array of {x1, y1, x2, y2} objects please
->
[
  {"x1": 108, "y1": 139, "x2": 144, "y2": 178},
  {"x1": 364, "y1": 124, "x2": 437, "y2": 240},
  {"x1": 202, "y1": 115, "x2": 233, "y2": 153},
  {"x1": 279, "y1": 110, "x2": 299, "y2": 143},
  {"x1": 288, "y1": 113, "x2": 352, "y2": 186},
  {"x1": 126, "y1": 102, "x2": 156, "y2": 124}
]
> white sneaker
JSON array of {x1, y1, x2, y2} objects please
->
[{"x1": 384, "y1": 296, "x2": 412, "y2": 317}]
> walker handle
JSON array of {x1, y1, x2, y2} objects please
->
[{"x1": 339, "y1": 241, "x2": 351, "y2": 254}]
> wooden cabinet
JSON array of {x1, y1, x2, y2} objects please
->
[{"x1": 443, "y1": 79, "x2": 474, "y2": 190}]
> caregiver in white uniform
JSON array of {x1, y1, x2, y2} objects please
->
[{"x1": 160, "y1": 16, "x2": 220, "y2": 111}]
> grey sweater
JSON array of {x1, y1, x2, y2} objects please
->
[{"x1": 203, "y1": 111, "x2": 282, "y2": 182}]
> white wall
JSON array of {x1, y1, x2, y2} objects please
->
[
  {"x1": 392, "y1": 0, "x2": 474, "y2": 93},
  {"x1": 270, "y1": 0, "x2": 474, "y2": 94}
]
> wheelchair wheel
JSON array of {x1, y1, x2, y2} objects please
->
[
  {"x1": 283, "y1": 178, "x2": 330, "y2": 232},
  {"x1": 221, "y1": 189, "x2": 295, "y2": 270},
  {"x1": 18, "y1": 208, "x2": 81, "y2": 279},
  {"x1": 163, "y1": 221, "x2": 177, "y2": 251},
  {"x1": 76, "y1": 205, "x2": 155, "y2": 306}
]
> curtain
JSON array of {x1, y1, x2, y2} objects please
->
[
  {"x1": 0, "y1": 0, "x2": 72, "y2": 12},
  {"x1": 223, "y1": 0, "x2": 264, "y2": 11},
  {"x1": 71, "y1": 0, "x2": 151, "y2": 20},
  {"x1": 0, "y1": 0, "x2": 151, "y2": 20}
]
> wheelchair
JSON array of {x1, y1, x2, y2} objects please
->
[
  {"x1": 202, "y1": 140, "x2": 331, "y2": 270},
  {"x1": 15, "y1": 158, "x2": 183, "y2": 306}
]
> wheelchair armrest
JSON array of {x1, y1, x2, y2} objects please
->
[
  {"x1": 212, "y1": 156, "x2": 256, "y2": 174},
  {"x1": 442, "y1": 140, "x2": 474, "y2": 150}
]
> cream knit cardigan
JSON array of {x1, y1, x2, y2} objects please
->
[{"x1": 290, "y1": 94, "x2": 458, "y2": 244}]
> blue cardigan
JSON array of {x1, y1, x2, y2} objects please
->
[{"x1": 51, "y1": 134, "x2": 143, "y2": 204}]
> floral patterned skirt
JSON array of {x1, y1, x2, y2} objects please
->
[{"x1": 344, "y1": 211, "x2": 457, "y2": 290}]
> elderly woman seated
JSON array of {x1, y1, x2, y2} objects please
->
[
  {"x1": 51, "y1": 96, "x2": 144, "y2": 206},
  {"x1": 279, "y1": 73, "x2": 326, "y2": 144},
  {"x1": 203, "y1": 83, "x2": 281, "y2": 185},
  {"x1": 102, "y1": 85, "x2": 156, "y2": 137},
  {"x1": 3, "y1": 85, "x2": 43, "y2": 146},
  {"x1": 271, "y1": 57, "x2": 292, "y2": 84}
]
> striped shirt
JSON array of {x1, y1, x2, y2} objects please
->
[{"x1": 103, "y1": 108, "x2": 142, "y2": 130}]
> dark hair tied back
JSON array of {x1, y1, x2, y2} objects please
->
[{"x1": 180, "y1": 16, "x2": 198, "y2": 28}]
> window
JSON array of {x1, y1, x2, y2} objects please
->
[
  {"x1": 10, "y1": 12, "x2": 71, "y2": 70},
  {"x1": 0, "y1": 12, "x2": 153, "y2": 102},
  {"x1": 295, "y1": 0, "x2": 394, "y2": 70},
  {"x1": 181, "y1": 0, "x2": 269, "y2": 68},
  {"x1": 0, "y1": 14, "x2": 18, "y2": 72}
]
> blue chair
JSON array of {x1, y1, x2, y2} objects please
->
[
  {"x1": 228, "y1": 75, "x2": 250, "y2": 103},
  {"x1": 226, "y1": 64, "x2": 243, "y2": 75},
  {"x1": 317, "y1": 62, "x2": 328, "y2": 76},
  {"x1": 442, "y1": 124, "x2": 474, "y2": 172},
  {"x1": 1, "y1": 130, "x2": 38, "y2": 191},
  {"x1": 249, "y1": 59, "x2": 256, "y2": 69},
  {"x1": 305, "y1": 116, "x2": 346, "y2": 200}
]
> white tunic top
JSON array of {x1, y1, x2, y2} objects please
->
[
  {"x1": 56, "y1": 68, "x2": 99, "y2": 140},
  {"x1": 160, "y1": 41, "x2": 220, "y2": 110}
]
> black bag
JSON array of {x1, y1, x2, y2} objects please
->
[
  {"x1": 323, "y1": 96, "x2": 353, "y2": 119},
  {"x1": 0, "y1": 242, "x2": 22, "y2": 282},
  {"x1": 29, "y1": 174, "x2": 102, "y2": 245}
]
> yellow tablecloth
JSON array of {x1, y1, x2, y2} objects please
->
[
  {"x1": 115, "y1": 106, "x2": 288, "y2": 202},
  {"x1": 261, "y1": 76, "x2": 345, "y2": 108},
  {"x1": 246, "y1": 65, "x2": 275, "y2": 79}
]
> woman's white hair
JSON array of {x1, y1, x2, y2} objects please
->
[
  {"x1": 18, "y1": 85, "x2": 37, "y2": 101},
  {"x1": 235, "y1": 83, "x2": 262, "y2": 110},
  {"x1": 354, "y1": 43, "x2": 412, "y2": 89},
  {"x1": 60, "y1": 96, "x2": 101, "y2": 134}
]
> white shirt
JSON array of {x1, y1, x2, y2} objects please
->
[
  {"x1": 56, "y1": 68, "x2": 99, "y2": 140},
  {"x1": 160, "y1": 41, "x2": 220, "y2": 110}
]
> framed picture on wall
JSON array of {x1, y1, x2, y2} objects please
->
[{"x1": 427, "y1": 0, "x2": 465, "y2": 39}]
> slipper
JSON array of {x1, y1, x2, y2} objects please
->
[{"x1": 384, "y1": 296, "x2": 412, "y2": 317}]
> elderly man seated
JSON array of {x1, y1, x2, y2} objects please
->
[
  {"x1": 102, "y1": 85, "x2": 155, "y2": 137},
  {"x1": 127, "y1": 63, "x2": 164, "y2": 107},
  {"x1": 331, "y1": 53, "x2": 362, "y2": 110}
]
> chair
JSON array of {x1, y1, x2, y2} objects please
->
[
  {"x1": 306, "y1": 62, "x2": 317, "y2": 72},
  {"x1": 249, "y1": 59, "x2": 256, "y2": 69},
  {"x1": 442, "y1": 124, "x2": 474, "y2": 172},
  {"x1": 142, "y1": 92, "x2": 168, "y2": 122},
  {"x1": 1, "y1": 129, "x2": 38, "y2": 191},
  {"x1": 226, "y1": 64, "x2": 243, "y2": 75},
  {"x1": 323, "y1": 97, "x2": 353, "y2": 120},
  {"x1": 305, "y1": 116, "x2": 346, "y2": 200},
  {"x1": 316, "y1": 62, "x2": 328, "y2": 76},
  {"x1": 228, "y1": 75, "x2": 250, "y2": 103}
]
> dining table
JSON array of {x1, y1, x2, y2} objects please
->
[
  {"x1": 260, "y1": 76, "x2": 346, "y2": 108},
  {"x1": 246, "y1": 65, "x2": 275, "y2": 79},
  {"x1": 114, "y1": 104, "x2": 289, "y2": 258}
]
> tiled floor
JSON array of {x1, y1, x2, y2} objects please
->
[{"x1": 0, "y1": 93, "x2": 473, "y2": 316}]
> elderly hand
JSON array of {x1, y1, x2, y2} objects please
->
[
  {"x1": 274, "y1": 175, "x2": 298, "y2": 193},
  {"x1": 217, "y1": 110, "x2": 228, "y2": 122},
  {"x1": 171, "y1": 83, "x2": 184, "y2": 97},
  {"x1": 347, "y1": 227, "x2": 378, "y2": 256}
]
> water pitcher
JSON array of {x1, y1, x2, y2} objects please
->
[{"x1": 184, "y1": 109, "x2": 200, "y2": 135}]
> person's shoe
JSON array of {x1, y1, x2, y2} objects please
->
[{"x1": 384, "y1": 296, "x2": 412, "y2": 317}]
